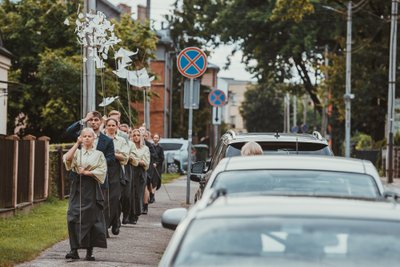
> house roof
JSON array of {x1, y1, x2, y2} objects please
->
[{"x1": 0, "y1": 35, "x2": 12, "y2": 58}]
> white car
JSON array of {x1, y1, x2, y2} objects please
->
[
  {"x1": 160, "y1": 196, "x2": 400, "y2": 267},
  {"x1": 159, "y1": 138, "x2": 195, "y2": 174},
  {"x1": 193, "y1": 155, "x2": 386, "y2": 200}
]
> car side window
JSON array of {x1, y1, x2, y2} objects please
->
[{"x1": 210, "y1": 141, "x2": 226, "y2": 170}]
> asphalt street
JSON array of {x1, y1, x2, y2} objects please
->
[{"x1": 17, "y1": 176, "x2": 197, "y2": 267}]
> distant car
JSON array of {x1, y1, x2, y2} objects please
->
[
  {"x1": 160, "y1": 196, "x2": 400, "y2": 267},
  {"x1": 191, "y1": 130, "x2": 333, "y2": 201},
  {"x1": 197, "y1": 155, "x2": 386, "y2": 200},
  {"x1": 158, "y1": 138, "x2": 195, "y2": 174}
]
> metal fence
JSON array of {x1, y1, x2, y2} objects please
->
[{"x1": 0, "y1": 135, "x2": 50, "y2": 214}]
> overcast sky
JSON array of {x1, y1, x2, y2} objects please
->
[{"x1": 108, "y1": 0, "x2": 255, "y2": 81}]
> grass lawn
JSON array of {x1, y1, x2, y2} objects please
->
[
  {"x1": 0, "y1": 199, "x2": 68, "y2": 267},
  {"x1": 161, "y1": 173, "x2": 182, "y2": 184}
]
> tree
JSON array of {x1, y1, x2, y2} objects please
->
[
  {"x1": 0, "y1": 0, "x2": 157, "y2": 142},
  {"x1": 241, "y1": 82, "x2": 284, "y2": 132}
]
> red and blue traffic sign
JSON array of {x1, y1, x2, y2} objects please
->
[
  {"x1": 208, "y1": 89, "x2": 227, "y2": 107},
  {"x1": 177, "y1": 47, "x2": 207, "y2": 79}
]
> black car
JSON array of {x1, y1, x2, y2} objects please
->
[{"x1": 190, "y1": 130, "x2": 333, "y2": 202}]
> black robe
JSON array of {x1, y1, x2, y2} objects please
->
[
  {"x1": 103, "y1": 159, "x2": 123, "y2": 229},
  {"x1": 67, "y1": 172, "x2": 107, "y2": 249}
]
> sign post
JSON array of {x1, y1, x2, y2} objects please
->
[
  {"x1": 177, "y1": 47, "x2": 207, "y2": 204},
  {"x1": 208, "y1": 89, "x2": 227, "y2": 151}
]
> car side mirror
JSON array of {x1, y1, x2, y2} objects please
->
[
  {"x1": 190, "y1": 161, "x2": 205, "y2": 182},
  {"x1": 383, "y1": 190, "x2": 400, "y2": 200},
  {"x1": 161, "y1": 208, "x2": 188, "y2": 230},
  {"x1": 191, "y1": 161, "x2": 206, "y2": 174}
]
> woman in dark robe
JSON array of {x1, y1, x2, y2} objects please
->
[
  {"x1": 103, "y1": 118, "x2": 129, "y2": 236},
  {"x1": 128, "y1": 128, "x2": 150, "y2": 224},
  {"x1": 63, "y1": 127, "x2": 107, "y2": 261},
  {"x1": 151, "y1": 133, "x2": 164, "y2": 202}
]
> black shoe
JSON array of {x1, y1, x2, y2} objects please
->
[
  {"x1": 85, "y1": 247, "x2": 95, "y2": 261},
  {"x1": 142, "y1": 204, "x2": 148, "y2": 214},
  {"x1": 122, "y1": 215, "x2": 129, "y2": 225},
  {"x1": 65, "y1": 249, "x2": 79, "y2": 260},
  {"x1": 111, "y1": 224, "x2": 120, "y2": 235},
  {"x1": 149, "y1": 193, "x2": 155, "y2": 204}
]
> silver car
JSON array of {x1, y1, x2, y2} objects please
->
[
  {"x1": 159, "y1": 138, "x2": 195, "y2": 174},
  {"x1": 160, "y1": 196, "x2": 400, "y2": 267},
  {"x1": 196, "y1": 155, "x2": 386, "y2": 199}
]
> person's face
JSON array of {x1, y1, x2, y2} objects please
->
[
  {"x1": 131, "y1": 131, "x2": 141, "y2": 144},
  {"x1": 81, "y1": 130, "x2": 94, "y2": 146},
  {"x1": 88, "y1": 117, "x2": 102, "y2": 131},
  {"x1": 139, "y1": 126, "x2": 146, "y2": 135},
  {"x1": 153, "y1": 134, "x2": 160, "y2": 144},
  {"x1": 106, "y1": 120, "x2": 118, "y2": 134},
  {"x1": 144, "y1": 132, "x2": 150, "y2": 140}
]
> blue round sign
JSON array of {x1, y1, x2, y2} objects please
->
[
  {"x1": 208, "y1": 89, "x2": 227, "y2": 107},
  {"x1": 177, "y1": 47, "x2": 207, "y2": 79}
]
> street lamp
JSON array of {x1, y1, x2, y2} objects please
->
[
  {"x1": 387, "y1": 0, "x2": 398, "y2": 183},
  {"x1": 323, "y1": 2, "x2": 354, "y2": 158}
]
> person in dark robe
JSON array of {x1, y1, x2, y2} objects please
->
[
  {"x1": 151, "y1": 133, "x2": 164, "y2": 202},
  {"x1": 66, "y1": 111, "x2": 115, "y2": 237},
  {"x1": 103, "y1": 118, "x2": 129, "y2": 236},
  {"x1": 128, "y1": 128, "x2": 150, "y2": 224},
  {"x1": 140, "y1": 127, "x2": 158, "y2": 213},
  {"x1": 63, "y1": 128, "x2": 107, "y2": 261}
]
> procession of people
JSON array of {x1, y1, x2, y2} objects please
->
[{"x1": 63, "y1": 110, "x2": 164, "y2": 261}]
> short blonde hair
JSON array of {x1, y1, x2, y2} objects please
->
[
  {"x1": 80, "y1": 127, "x2": 96, "y2": 137},
  {"x1": 241, "y1": 141, "x2": 263, "y2": 156}
]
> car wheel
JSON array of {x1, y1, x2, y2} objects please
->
[{"x1": 167, "y1": 162, "x2": 179, "y2": 174}]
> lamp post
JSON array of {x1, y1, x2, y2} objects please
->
[
  {"x1": 323, "y1": 2, "x2": 354, "y2": 158},
  {"x1": 387, "y1": 0, "x2": 398, "y2": 183}
]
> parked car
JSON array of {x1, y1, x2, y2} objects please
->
[
  {"x1": 191, "y1": 130, "x2": 333, "y2": 201},
  {"x1": 195, "y1": 155, "x2": 386, "y2": 200},
  {"x1": 158, "y1": 138, "x2": 195, "y2": 174},
  {"x1": 160, "y1": 195, "x2": 400, "y2": 267}
]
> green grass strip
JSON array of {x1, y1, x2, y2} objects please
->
[
  {"x1": 161, "y1": 173, "x2": 182, "y2": 184},
  {"x1": 0, "y1": 199, "x2": 68, "y2": 267}
]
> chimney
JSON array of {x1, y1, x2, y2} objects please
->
[
  {"x1": 118, "y1": 3, "x2": 131, "y2": 15},
  {"x1": 137, "y1": 4, "x2": 147, "y2": 23}
]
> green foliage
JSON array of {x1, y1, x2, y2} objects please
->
[
  {"x1": 0, "y1": 200, "x2": 68, "y2": 266},
  {"x1": 240, "y1": 82, "x2": 284, "y2": 132},
  {"x1": 271, "y1": 0, "x2": 314, "y2": 22},
  {"x1": 1, "y1": 0, "x2": 157, "y2": 142},
  {"x1": 352, "y1": 132, "x2": 373, "y2": 150}
]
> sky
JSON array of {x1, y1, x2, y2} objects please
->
[{"x1": 108, "y1": 0, "x2": 255, "y2": 81}]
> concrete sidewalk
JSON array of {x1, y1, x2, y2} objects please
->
[{"x1": 17, "y1": 176, "x2": 198, "y2": 267}]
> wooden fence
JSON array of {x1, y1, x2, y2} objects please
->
[{"x1": 0, "y1": 135, "x2": 50, "y2": 215}]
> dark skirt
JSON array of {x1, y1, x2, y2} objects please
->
[
  {"x1": 129, "y1": 166, "x2": 146, "y2": 220},
  {"x1": 103, "y1": 160, "x2": 122, "y2": 228},
  {"x1": 121, "y1": 164, "x2": 134, "y2": 218},
  {"x1": 67, "y1": 173, "x2": 107, "y2": 249}
]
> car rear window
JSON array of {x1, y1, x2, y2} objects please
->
[
  {"x1": 211, "y1": 170, "x2": 379, "y2": 198},
  {"x1": 226, "y1": 142, "x2": 332, "y2": 157},
  {"x1": 173, "y1": 217, "x2": 400, "y2": 267},
  {"x1": 159, "y1": 143, "x2": 183, "y2": 151}
]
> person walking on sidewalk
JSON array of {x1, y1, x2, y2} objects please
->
[
  {"x1": 103, "y1": 118, "x2": 129, "y2": 236},
  {"x1": 63, "y1": 128, "x2": 107, "y2": 261},
  {"x1": 151, "y1": 133, "x2": 164, "y2": 203},
  {"x1": 128, "y1": 128, "x2": 150, "y2": 223}
]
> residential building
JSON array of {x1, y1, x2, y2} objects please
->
[{"x1": 0, "y1": 36, "x2": 12, "y2": 135}]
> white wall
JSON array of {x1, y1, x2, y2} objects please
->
[{"x1": 0, "y1": 54, "x2": 11, "y2": 135}]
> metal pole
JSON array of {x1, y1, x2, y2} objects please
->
[
  {"x1": 387, "y1": 0, "x2": 398, "y2": 183},
  {"x1": 344, "y1": 1, "x2": 352, "y2": 157},
  {"x1": 169, "y1": 53, "x2": 174, "y2": 137},
  {"x1": 83, "y1": 0, "x2": 96, "y2": 116},
  {"x1": 186, "y1": 78, "x2": 193, "y2": 204},
  {"x1": 322, "y1": 45, "x2": 329, "y2": 137},
  {"x1": 293, "y1": 96, "x2": 297, "y2": 131}
]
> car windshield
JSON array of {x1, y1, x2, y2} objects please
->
[
  {"x1": 159, "y1": 143, "x2": 183, "y2": 151},
  {"x1": 173, "y1": 217, "x2": 400, "y2": 267},
  {"x1": 211, "y1": 170, "x2": 379, "y2": 198},
  {"x1": 226, "y1": 142, "x2": 332, "y2": 157}
]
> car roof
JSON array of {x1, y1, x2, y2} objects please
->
[
  {"x1": 195, "y1": 196, "x2": 400, "y2": 221},
  {"x1": 215, "y1": 155, "x2": 372, "y2": 174},
  {"x1": 224, "y1": 131, "x2": 329, "y2": 145}
]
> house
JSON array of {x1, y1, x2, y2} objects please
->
[{"x1": 0, "y1": 36, "x2": 12, "y2": 135}]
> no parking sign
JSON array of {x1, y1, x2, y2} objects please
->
[{"x1": 177, "y1": 47, "x2": 207, "y2": 79}]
